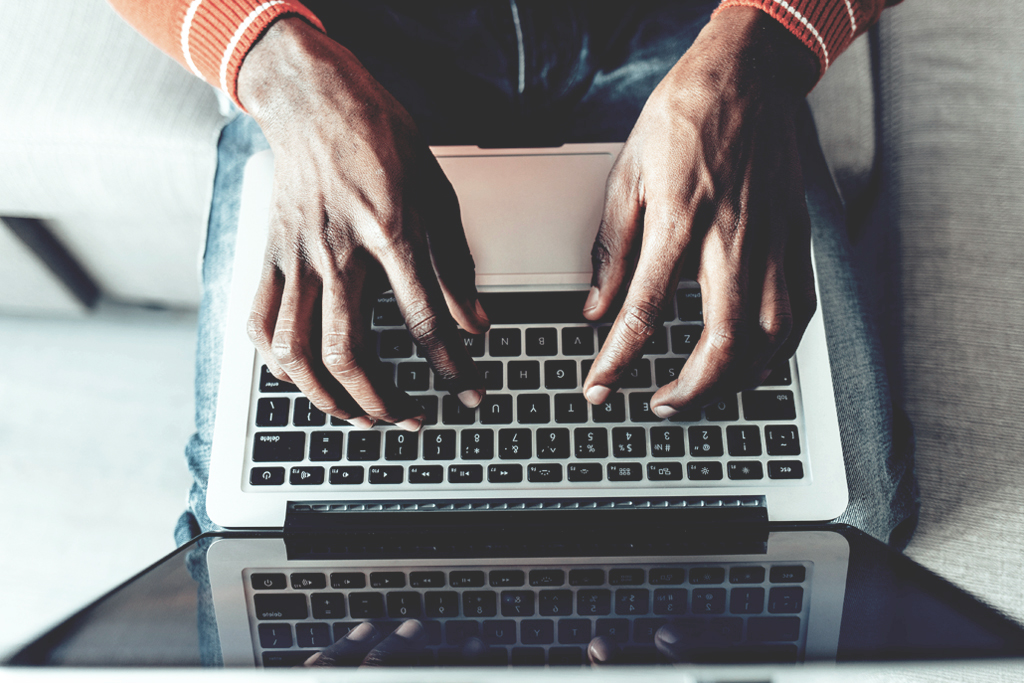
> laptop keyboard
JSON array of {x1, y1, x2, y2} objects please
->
[
  {"x1": 248, "y1": 560, "x2": 809, "y2": 667},
  {"x1": 246, "y1": 287, "x2": 807, "y2": 492}
]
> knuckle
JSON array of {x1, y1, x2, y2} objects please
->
[
  {"x1": 321, "y1": 336, "x2": 362, "y2": 379},
  {"x1": 705, "y1": 319, "x2": 750, "y2": 359},
  {"x1": 622, "y1": 300, "x2": 662, "y2": 341},
  {"x1": 403, "y1": 302, "x2": 445, "y2": 348},
  {"x1": 271, "y1": 335, "x2": 308, "y2": 368},
  {"x1": 759, "y1": 312, "x2": 793, "y2": 346},
  {"x1": 591, "y1": 236, "x2": 614, "y2": 271},
  {"x1": 246, "y1": 313, "x2": 271, "y2": 347}
]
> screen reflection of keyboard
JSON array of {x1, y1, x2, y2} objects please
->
[
  {"x1": 248, "y1": 289, "x2": 807, "y2": 490},
  {"x1": 251, "y1": 563, "x2": 807, "y2": 667}
]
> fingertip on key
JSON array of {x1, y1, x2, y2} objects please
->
[
  {"x1": 458, "y1": 389, "x2": 483, "y2": 408},
  {"x1": 396, "y1": 417, "x2": 423, "y2": 432},
  {"x1": 652, "y1": 404, "x2": 678, "y2": 419},
  {"x1": 585, "y1": 385, "x2": 611, "y2": 405},
  {"x1": 351, "y1": 416, "x2": 375, "y2": 429}
]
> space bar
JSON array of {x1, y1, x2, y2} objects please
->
[{"x1": 477, "y1": 291, "x2": 594, "y2": 324}]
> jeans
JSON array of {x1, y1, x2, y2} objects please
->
[{"x1": 174, "y1": 0, "x2": 918, "y2": 547}]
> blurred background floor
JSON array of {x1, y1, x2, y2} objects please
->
[{"x1": 0, "y1": 302, "x2": 197, "y2": 657}]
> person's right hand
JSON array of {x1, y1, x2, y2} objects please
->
[{"x1": 237, "y1": 18, "x2": 488, "y2": 430}]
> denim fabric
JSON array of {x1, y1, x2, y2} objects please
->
[{"x1": 175, "y1": 1, "x2": 917, "y2": 547}]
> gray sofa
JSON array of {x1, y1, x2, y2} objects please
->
[{"x1": 1, "y1": 0, "x2": 1021, "y2": 667}]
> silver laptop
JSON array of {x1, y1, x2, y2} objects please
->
[{"x1": 208, "y1": 144, "x2": 846, "y2": 529}]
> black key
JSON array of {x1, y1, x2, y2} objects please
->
[
  {"x1": 258, "y1": 623, "x2": 293, "y2": 649},
  {"x1": 654, "y1": 358, "x2": 685, "y2": 387},
  {"x1": 650, "y1": 568, "x2": 686, "y2": 585},
  {"x1": 488, "y1": 464, "x2": 522, "y2": 483},
  {"x1": 410, "y1": 572, "x2": 445, "y2": 588},
  {"x1": 595, "y1": 618, "x2": 630, "y2": 643},
  {"x1": 423, "y1": 429, "x2": 456, "y2": 460},
  {"x1": 425, "y1": 591, "x2": 459, "y2": 618},
  {"x1": 768, "y1": 461, "x2": 804, "y2": 479},
  {"x1": 539, "y1": 590, "x2": 573, "y2": 616},
  {"x1": 677, "y1": 288, "x2": 703, "y2": 321},
  {"x1": 742, "y1": 390, "x2": 797, "y2": 420},
  {"x1": 505, "y1": 358, "x2": 540, "y2": 389},
  {"x1": 329, "y1": 465, "x2": 364, "y2": 485},
  {"x1": 255, "y1": 398, "x2": 289, "y2": 427},
  {"x1": 768, "y1": 587, "x2": 804, "y2": 613},
  {"x1": 569, "y1": 569, "x2": 604, "y2": 586},
  {"x1": 296, "y1": 623, "x2": 332, "y2": 649},
  {"x1": 643, "y1": 328, "x2": 668, "y2": 355},
  {"x1": 478, "y1": 361, "x2": 504, "y2": 390},
  {"x1": 731, "y1": 567, "x2": 767, "y2": 584},
  {"x1": 262, "y1": 651, "x2": 317, "y2": 668},
  {"x1": 460, "y1": 331, "x2": 485, "y2": 357},
  {"x1": 250, "y1": 467, "x2": 285, "y2": 485},
  {"x1": 449, "y1": 571, "x2": 485, "y2": 587},
  {"x1": 370, "y1": 572, "x2": 405, "y2": 588},
  {"x1": 463, "y1": 591, "x2": 497, "y2": 618},
  {"x1": 728, "y1": 461, "x2": 764, "y2": 480},
  {"x1": 554, "y1": 393, "x2": 589, "y2": 423},
  {"x1": 255, "y1": 594, "x2": 308, "y2": 620},
  {"x1": 568, "y1": 462, "x2": 603, "y2": 481},
  {"x1": 668, "y1": 406, "x2": 703, "y2": 422},
  {"x1": 379, "y1": 329, "x2": 413, "y2": 358},
  {"x1": 670, "y1": 325, "x2": 703, "y2": 354},
  {"x1": 347, "y1": 431, "x2": 381, "y2": 461},
  {"x1": 708, "y1": 616, "x2": 744, "y2": 643},
  {"x1": 536, "y1": 428, "x2": 571, "y2": 458},
  {"x1": 561, "y1": 327, "x2": 594, "y2": 355},
  {"x1": 650, "y1": 426, "x2": 686, "y2": 457},
  {"x1": 627, "y1": 392, "x2": 661, "y2": 422},
  {"x1": 311, "y1": 593, "x2": 346, "y2": 619},
  {"x1": 373, "y1": 293, "x2": 403, "y2": 326},
  {"x1": 290, "y1": 466, "x2": 324, "y2": 485},
  {"x1": 692, "y1": 588, "x2": 727, "y2": 614},
  {"x1": 574, "y1": 428, "x2": 608, "y2": 458},
  {"x1": 368, "y1": 465, "x2": 403, "y2": 484},
  {"x1": 687, "y1": 461, "x2": 723, "y2": 480},
  {"x1": 252, "y1": 573, "x2": 287, "y2": 590},
  {"x1": 498, "y1": 429, "x2": 531, "y2": 459},
  {"x1": 704, "y1": 396, "x2": 738, "y2": 422},
  {"x1": 461, "y1": 429, "x2": 494, "y2": 459},
  {"x1": 529, "y1": 569, "x2": 565, "y2": 587},
  {"x1": 482, "y1": 619, "x2": 517, "y2": 645},
  {"x1": 480, "y1": 394, "x2": 513, "y2": 424},
  {"x1": 330, "y1": 416, "x2": 352, "y2": 427},
  {"x1": 558, "y1": 619, "x2": 592, "y2": 644},
  {"x1": 308, "y1": 431, "x2": 343, "y2": 461},
  {"x1": 727, "y1": 425, "x2": 762, "y2": 456},
  {"x1": 770, "y1": 566, "x2": 806, "y2": 583},
  {"x1": 592, "y1": 393, "x2": 625, "y2": 422},
  {"x1": 615, "y1": 589, "x2": 649, "y2": 615},
  {"x1": 490, "y1": 328, "x2": 521, "y2": 357},
  {"x1": 653, "y1": 589, "x2": 687, "y2": 615},
  {"x1": 731, "y1": 587, "x2": 765, "y2": 614},
  {"x1": 527, "y1": 463, "x2": 563, "y2": 482},
  {"x1": 763, "y1": 363, "x2": 792, "y2": 386},
  {"x1": 253, "y1": 433, "x2": 304, "y2": 462},
  {"x1": 525, "y1": 328, "x2": 558, "y2": 356},
  {"x1": 688, "y1": 426, "x2": 723, "y2": 457},
  {"x1": 581, "y1": 359, "x2": 594, "y2": 379},
  {"x1": 608, "y1": 462, "x2": 642, "y2": 481},
  {"x1": 442, "y1": 395, "x2": 476, "y2": 425},
  {"x1": 448, "y1": 464, "x2": 483, "y2": 483},
  {"x1": 747, "y1": 616, "x2": 801, "y2": 642},
  {"x1": 521, "y1": 619, "x2": 555, "y2": 644},
  {"x1": 633, "y1": 618, "x2": 669, "y2": 644},
  {"x1": 610, "y1": 569, "x2": 644, "y2": 585},
  {"x1": 517, "y1": 394, "x2": 550, "y2": 423},
  {"x1": 396, "y1": 362, "x2": 430, "y2": 391},
  {"x1": 331, "y1": 573, "x2": 366, "y2": 589},
  {"x1": 765, "y1": 425, "x2": 801, "y2": 455},
  {"x1": 544, "y1": 360, "x2": 577, "y2": 389},
  {"x1": 260, "y1": 365, "x2": 298, "y2": 393},
  {"x1": 489, "y1": 570, "x2": 524, "y2": 587},
  {"x1": 612, "y1": 427, "x2": 646, "y2": 457},
  {"x1": 620, "y1": 360, "x2": 653, "y2": 388},
  {"x1": 548, "y1": 647, "x2": 583, "y2": 666},
  {"x1": 408, "y1": 465, "x2": 443, "y2": 483},
  {"x1": 690, "y1": 568, "x2": 726, "y2": 584},
  {"x1": 384, "y1": 431, "x2": 418, "y2": 460},
  {"x1": 501, "y1": 590, "x2": 535, "y2": 616},
  {"x1": 445, "y1": 620, "x2": 480, "y2": 645},
  {"x1": 576, "y1": 589, "x2": 611, "y2": 615},
  {"x1": 387, "y1": 592, "x2": 422, "y2": 618},
  {"x1": 416, "y1": 395, "x2": 438, "y2": 425},
  {"x1": 511, "y1": 647, "x2": 545, "y2": 666}
]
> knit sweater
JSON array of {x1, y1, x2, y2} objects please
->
[{"x1": 107, "y1": 0, "x2": 896, "y2": 109}]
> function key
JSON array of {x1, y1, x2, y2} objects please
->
[
  {"x1": 488, "y1": 464, "x2": 523, "y2": 483},
  {"x1": 331, "y1": 572, "x2": 366, "y2": 589},
  {"x1": 554, "y1": 393, "x2": 589, "y2": 424},
  {"x1": 251, "y1": 573, "x2": 286, "y2": 590},
  {"x1": 574, "y1": 428, "x2": 608, "y2": 458},
  {"x1": 650, "y1": 426, "x2": 686, "y2": 457},
  {"x1": 654, "y1": 358, "x2": 685, "y2": 387},
  {"x1": 536, "y1": 428, "x2": 571, "y2": 459},
  {"x1": 396, "y1": 362, "x2": 430, "y2": 391},
  {"x1": 607, "y1": 462, "x2": 642, "y2": 481},
  {"x1": 527, "y1": 463, "x2": 563, "y2": 483},
  {"x1": 250, "y1": 467, "x2": 285, "y2": 485},
  {"x1": 498, "y1": 429, "x2": 531, "y2": 459},
  {"x1": 490, "y1": 570, "x2": 525, "y2": 587},
  {"x1": 687, "y1": 461, "x2": 723, "y2": 481},
  {"x1": 259, "y1": 365, "x2": 298, "y2": 393},
  {"x1": 730, "y1": 567, "x2": 767, "y2": 584},
  {"x1": 347, "y1": 431, "x2": 381, "y2": 460},
  {"x1": 770, "y1": 566, "x2": 806, "y2": 583},
  {"x1": 290, "y1": 573, "x2": 326, "y2": 590},
  {"x1": 423, "y1": 429, "x2": 456, "y2": 460},
  {"x1": 727, "y1": 461, "x2": 764, "y2": 480},
  {"x1": 649, "y1": 568, "x2": 686, "y2": 585},
  {"x1": 408, "y1": 465, "x2": 443, "y2": 483},
  {"x1": 544, "y1": 360, "x2": 578, "y2": 389},
  {"x1": 688, "y1": 426, "x2": 723, "y2": 457},
  {"x1": 368, "y1": 465, "x2": 403, "y2": 484},
  {"x1": 508, "y1": 361, "x2": 541, "y2": 390},
  {"x1": 255, "y1": 397, "x2": 289, "y2": 427},
  {"x1": 252, "y1": 432, "x2": 304, "y2": 462},
  {"x1": 763, "y1": 363, "x2": 792, "y2": 386},
  {"x1": 568, "y1": 462, "x2": 603, "y2": 482},
  {"x1": 647, "y1": 461, "x2": 683, "y2": 481},
  {"x1": 372, "y1": 293, "x2": 403, "y2": 326},
  {"x1": 690, "y1": 567, "x2": 726, "y2": 584},
  {"x1": 609, "y1": 568, "x2": 644, "y2": 585},
  {"x1": 442, "y1": 395, "x2": 477, "y2": 425},
  {"x1": 765, "y1": 425, "x2": 801, "y2": 455},
  {"x1": 676, "y1": 288, "x2": 703, "y2": 321},
  {"x1": 370, "y1": 572, "x2": 406, "y2": 588},
  {"x1": 526, "y1": 328, "x2": 558, "y2": 356},
  {"x1": 612, "y1": 427, "x2": 647, "y2": 457},
  {"x1": 561, "y1": 327, "x2": 594, "y2": 355},
  {"x1": 727, "y1": 425, "x2": 762, "y2": 456},
  {"x1": 592, "y1": 393, "x2": 626, "y2": 423},
  {"x1": 384, "y1": 431, "x2": 419, "y2": 460},
  {"x1": 743, "y1": 391, "x2": 797, "y2": 420},
  {"x1": 768, "y1": 461, "x2": 804, "y2": 479},
  {"x1": 379, "y1": 329, "x2": 413, "y2": 358},
  {"x1": 450, "y1": 571, "x2": 486, "y2": 587},
  {"x1": 704, "y1": 396, "x2": 738, "y2": 422},
  {"x1": 530, "y1": 569, "x2": 565, "y2": 587},
  {"x1": 289, "y1": 466, "x2": 325, "y2": 485},
  {"x1": 670, "y1": 325, "x2": 702, "y2": 354},
  {"x1": 448, "y1": 464, "x2": 483, "y2": 483},
  {"x1": 569, "y1": 569, "x2": 604, "y2": 586},
  {"x1": 329, "y1": 465, "x2": 364, "y2": 485},
  {"x1": 309, "y1": 431, "x2": 343, "y2": 461},
  {"x1": 490, "y1": 328, "x2": 521, "y2": 356},
  {"x1": 410, "y1": 571, "x2": 446, "y2": 588}
]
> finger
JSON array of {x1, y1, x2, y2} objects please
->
[
  {"x1": 306, "y1": 622, "x2": 382, "y2": 667},
  {"x1": 746, "y1": 251, "x2": 793, "y2": 389},
  {"x1": 588, "y1": 636, "x2": 621, "y2": 666},
  {"x1": 247, "y1": 262, "x2": 290, "y2": 382},
  {"x1": 770, "y1": 202, "x2": 816, "y2": 368},
  {"x1": 653, "y1": 623, "x2": 688, "y2": 662},
  {"x1": 585, "y1": 154, "x2": 644, "y2": 321},
  {"x1": 360, "y1": 619, "x2": 428, "y2": 667}
]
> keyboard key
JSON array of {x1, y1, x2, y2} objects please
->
[
  {"x1": 496, "y1": 591, "x2": 533, "y2": 618},
  {"x1": 747, "y1": 616, "x2": 801, "y2": 642},
  {"x1": 372, "y1": 293, "x2": 403, "y2": 326},
  {"x1": 544, "y1": 360, "x2": 578, "y2": 389},
  {"x1": 608, "y1": 462, "x2": 642, "y2": 481},
  {"x1": 461, "y1": 331, "x2": 485, "y2": 357},
  {"x1": 643, "y1": 328, "x2": 668, "y2": 355},
  {"x1": 653, "y1": 589, "x2": 687, "y2": 615},
  {"x1": 765, "y1": 425, "x2": 801, "y2": 455},
  {"x1": 615, "y1": 589, "x2": 649, "y2": 615},
  {"x1": 568, "y1": 462, "x2": 603, "y2": 481},
  {"x1": 768, "y1": 461, "x2": 804, "y2": 479},
  {"x1": 490, "y1": 328, "x2": 521, "y2": 356},
  {"x1": 478, "y1": 361, "x2": 504, "y2": 390},
  {"x1": 649, "y1": 568, "x2": 686, "y2": 585},
  {"x1": 690, "y1": 568, "x2": 726, "y2": 584},
  {"x1": 574, "y1": 428, "x2": 608, "y2": 458},
  {"x1": 539, "y1": 590, "x2": 573, "y2": 616},
  {"x1": 252, "y1": 573, "x2": 286, "y2": 590},
  {"x1": 763, "y1": 363, "x2": 792, "y2": 386},
  {"x1": 482, "y1": 619, "x2": 517, "y2": 645},
  {"x1": 296, "y1": 623, "x2": 332, "y2": 649},
  {"x1": 329, "y1": 465, "x2": 364, "y2": 485},
  {"x1": 490, "y1": 570, "x2": 525, "y2": 587},
  {"x1": 577, "y1": 589, "x2": 611, "y2": 615},
  {"x1": 731, "y1": 587, "x2": 765, "y2": 614},
  {"x1": 692, "y1": 588, "x2": 726, "y2": 614},
  {"x1": 521, "y1": 619, "x2": 555, "y2": 644},
  {"x1": 450, "y1": 571, "x2": 486, "y2": 587},
  {"x1": 253, "y1": 433, "x2": 304, "y2": 462},
  {"x1": 770, "y1": 566, "x2": 806, "y2": 583},
  {"x1": 536, "y1": 428, "x2": 571, "y2": 459},
  {"x1": 463, "y1": 591, "x2": 497, "y2": 617},
  {"x1": 592, "y1": 393, "x2": 625, "y2": 422},
  {"x1": 408, "y1": 465, "x2": 443, "y2": 483},
  {"x1": 461, "y1": 429, "x2": 494, "y2": 459},
  {"x1": 650, "y1": 426, "x2": 685, "y2": 457},
  {"x1": 517, "y1": 394, "x2": 550, "y2": 423},
  {"x1": 561, "y1": 327, "x2": 594, "y2": 355},
  {"x1": 612, "y1": 427, "x2": 646, "y2": 457},
  {"x1": 730, "y1": 567, "x2": 766, "y2": 584},
  {"x1": 633, "y1": 618, "x2": 668, "y2": 644},
  {"x1": 308, "y1": 431, "x2": 343, "y2": 461},
  {"x1": 255, "y1": 594, "x2": 308, "y2": 620},
  {"x1": 367, "y1": 572, "x2": 403, "y2": 589},
  {"x1": 742, "y1": 391, "x2": 797, "y2": 420},
  {"x1": 728, "y1": 461, "x2": 764, "y2": 480},
  {"x1": 596, "y1": 618, "x2": 630, "y2": 643},
  {"x1": 507, "y1": 360, "x2": 540, "y2": 390},
  {"x1": 259, "y1": 365, "x2": 298, "y2": 393},
  {"x1": 368, "y1": 465, "x2": 403, "y2": 484},
  {"x1": 442, "y1": 395, "x2": 476, "y2": 425},
  {"x1": 409, "y1": 572, "x2": 445, "y2": 588},
  {"x1": 258, "y1": 623, "x2": 293, "y2": 649},
  {"x1": 554, "y1": 393, "x2": 589, "y2": 423},
  {"x1": 384, "y1": 431, "x2": 418, "y2": 460},
  {"x1": 347, "y1": 431, "x2": 381, "y2": 461},
  {"x1": 291, "y1": 398, "x2": 325, "y2": 427},
  {"x1": 255, "y1": 397, "x2": 290, "y2": 428},
  {"x1": 704, "y1": 396, "x2": 738, "y2": 421},
  {"x1": 445, "y1": 620, "x2": 480, "y2": 645},
  {"x1": 687, "y1": 462, "x2": 723, "y2": 480},
  {"x1": 628, "y1": 392, "x2": 661, "y2": 422},
  {"x1": 331, "y1": 573, "x2": 365, "y2": 589},
  {"x1": 526, "y1": 328, "x2": 558, "y2": 356},
  {"x1": 250, "y1": 467, "x2": 285, "y2": 485},
  {"x1": 448, "y1": 464, "x2": 483, "y2": 483},
  {"x1": 423, "y1": 429, "x2": 456, "y2": 460},
  {"x1": 387, "y1": 592, "x2": 422, "y2": 618},
  {"x1": 548, "y1": 647, "x2": 583, "y2": 666},
  {"x1": 480, "y1": 394, "x2": 513, "y2": 424},
  {"x1": 768, "y1": 587, "x2": 804, "y2": 613},
  {"x1": 511, "y1": 647, "x2": 545, "y2": 666},
  {"x1": 330, "y1": 415, "x2": 352, "y2": 427},
  {"x1": 677, "y1": 288, "x2": 703, "y2": 321},
  {"x1": 396, "y1": 362, "x2": 430, "y2": 390},
  {"x1": 416, "y1": 395, "x2": 438, "y2": 425},
  {"x1": 422, "y1": 623, "x2": 443, "y2": 647},
  {"x1": 262, "y1": 651, "x2": 316, "y2": 667},
  {"x1": 668, "y1": 406, "x2": 703, "y2": 422},
  {"x1": 290, "y1": 466, "x2": 324, "y2": 485},
  {"x1": 558, "y1": 619, "x2": 592, "y2": 644},
  {"x1": 498, "y1": 429, "x2": 531, "y2": 459},
  {"x1": 688, "y1": 426, "x2": 723, "y2": 457},
  {"x1": 530, "y1": 569, "x2": 565, "y2": 587},
  {"x1": 670, "y1": 325, "x2": 702, "y2": 354},
  {"x1": 425, "y1": 591, "x2": 459, "y2": 618},
  {"x1": 727, "y1": 425, "x2": 762, "y2": 456},
  {"x1": 654, "y1": 358, "x2": 685, "y2": 387},
  {"x1": 569, "y1": 569, "x2": 604, "y2": 586},
  {"x1": 379, "y1": 329, "x2": 413, "y2": 358},
  {"x1": 647, "y1": 462, "x2": 683, "y2": 481},
  {"x1": 488, "y1": 464, "x2": 523, "y2": 483},
  {"x1": 527, "y1": 463, "x2": 563, "y2": 482},
  {"x1": 311, "y1": 593, "x2": 345, "y2": 619},
  {"x1": 610, "y1": 569, "x2": 644, "y2": 585}
]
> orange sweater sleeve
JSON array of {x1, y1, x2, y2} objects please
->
[{"x1": 106, "y1": 0, "x2": 324, "y2": 109}]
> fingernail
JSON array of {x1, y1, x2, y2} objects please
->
[
  {"x1": 652, "y1": 404, "x2": 678, "y2": 419},
  {"x1": 585, "y1": 385, "x2": 611, "y2": 405},
  {"x1": 303, "y1": 652, "x2": 322, "y2": 666},
  {"x1": 474, "y1": 299, "x2": 490, "y2": 325},
  {"x1": 346, "y1": 622, "x2": 377, "y2": 642},
  {"x1": 584, "y1": 286, "x2": 600, "y2": 313},
  {"x1": 351, "y1": 416, "x2": 374, "y2": 429},
  {"x1": 394, "y1": 619, "x2": 424, "y2": 639},
  {"x1": 589, "y1": 637, "x2": 615, "y2": 664},
  {"x1": 656, "y1": 626, "x2": 679, "y2": 646},
  {"x1": 396, "y1": 418, "x2": 422, "y2": 432},
  {"x1": 458, "y1": 389, "x2": 483, "y2": 408}
]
